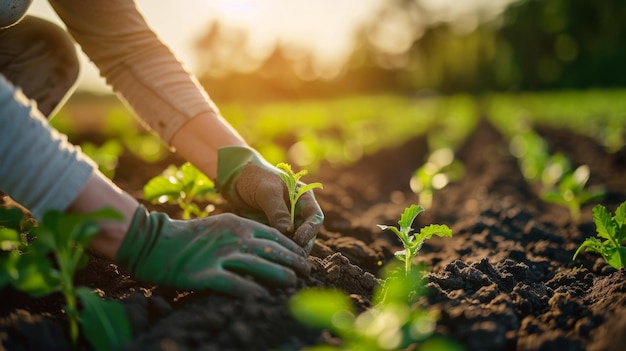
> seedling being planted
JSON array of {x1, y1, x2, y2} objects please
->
[
  {"x1": 276, "y1": 162, "x2": 323, "y2": 230},
  {"x1": 377, "y1": 204, "x2": 452, "y2": 275},
  {"x1": 574, "y1": 201, "x2": 626, "y2": 269}
]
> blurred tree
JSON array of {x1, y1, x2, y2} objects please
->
[
  {"x1": 498, "y1": 0, "x2": 626, "y2": 90},
  {"x1": 192, "y1": 0, "x2": 626, "y2": 100}
]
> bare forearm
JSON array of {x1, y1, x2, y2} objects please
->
[
  {"x1": 67, "y1": 171, "x2": 139, "y2": 260},
  {"x1": 170, "y1": 111, "x2": 248, "y2": 179}
]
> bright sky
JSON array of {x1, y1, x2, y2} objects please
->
[
  {"x1": 28, "y1": 0, "x2": 386, "y2": 92},
  {"x1": 28, "y1": 0, "x2": 515, "y2": 93}
]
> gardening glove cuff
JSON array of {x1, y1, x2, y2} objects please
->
[
  {"x1": 115, "y1": 204, "x2": 310, "y2": 295},
  {"x1": 216, "y1": 146, "x2": 323, "y2": 254}
]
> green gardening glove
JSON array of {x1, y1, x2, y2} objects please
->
[
  {"x1": 216, "y1": 146, "x2": 324, "y2": 254},
  {"x1": 115, "y1": 204, "x2": 310, "y2": 297}
]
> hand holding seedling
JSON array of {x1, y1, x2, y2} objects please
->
[
  {"x1": 116, "y1": 204, "x2": 310, "y2": 297},
  {"x1": 216, "y1": 146, "x2": 324, "y2": 254}
]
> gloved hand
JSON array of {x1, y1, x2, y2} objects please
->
[
  {"x1": 115, "y1": 204, "x2": 310, "y2": 297},
  {"x1": 216, "y1": 146, "x2": 324, "y2": 254}
]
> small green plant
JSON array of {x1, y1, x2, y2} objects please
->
[
  {"x1": 0, "y1": 207, "x2": 131, "y2": 350},
  {"x1": 377, "y1": 204, "x2": 452, "y2": 275},
  {"x1": 276, "y1": 162, "x2": 323, "y2": 230},
  {"x1": 574, "y1": 201, "x2": 626, "y2": 269},
  {"x1": 289, "y1": 262, "x2": 463, "y2": 351},
  {"x1": 509, "y1": 130, "x2": 605, "y2": 221},
  {"x1": 542, "y1": 164, "x2": 605, "y2": 221},
  {"x1": 143, "y1": 162, "x2": 221, "y2": 219},
  {"x1": 80, "y1": 140, "x2": 123, "y2": 179},
  {"x1": 410, "y1": 148, "x2": 464, "y2": 209}
]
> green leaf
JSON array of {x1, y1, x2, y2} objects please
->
[
  {"x1": 0, "y1": 251, "x2": 20, "y2": 287},
  {"x1": 143, "y1": 163, "x2": 217, "y2": 204},
  {"x1": 615, "y1": 202, "x2": 626, "y2": 243},
  {"x1": 417, "y1": 224, "x2": 453, "y2": 240},
  {"x1": 0, "y1": 228, "x2": 22, "y2": 251},
  {"x1": 573, "y1": 237, "x2": 604, "y2": 259},
  {"x1": 143, "y1": 175, "x2": 184, "y2": 202},
  {"x1": 295, "y1": 182, "x2": 323, "y2": 198},
  {"x1": 0, "y1": 207, "x2": 26, "y2": 231},
  {"x1": 398, "y1": 204, "x2": 424, "y2": 232},
  {"x1": 373, "y1": 261, "x2": 426, "y2": 305},
  {"x1": 289, "y1": 288, "x2": 355, "y2": 330},
  {"x1": 77, "y1": 287, "x2": 132, "y2": 351},
  {"x1": 593, "y1": 205, "x2": 615, "y2": 241},
  {"x1": 12, "y1": 253, "x2": 60, "y2": 297}
]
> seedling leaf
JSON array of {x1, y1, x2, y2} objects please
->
[
  {"x1": 574, "y1": 201, "x2": 626, "y2": 269},
  {"x1": 77, "y1": 287, "x2": 132, "y2": 351},
  {"x1": 276, "y1": 162, "x2": 323, "y2": 229},
  {"x1": 289, "y1": 288, "x2": 355, "y2": 330},
  {"x1": 593, "y1": 205, "x2": 615, "y2": 241},
  {"x1": 378, "y1": 204, "x2": 451, "y2": 275},
  {"x1": 399, "y1": 204, "x2": 424, "y2": 232}
]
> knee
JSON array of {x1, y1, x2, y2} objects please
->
[
  {"x1": 20, "y1": 16, "x2": 80, "y2": 83},
  {"x1": 2, "y1": 16, "x2": 79, "y2": 85},
  {"x1": 0, "y1": 16, "x2": 79, "y2": 116}
]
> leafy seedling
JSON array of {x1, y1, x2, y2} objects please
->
[
  {"x1": 410, "y1": 148, "x2": 464, "y2": 209},
  {"x1": 377, "y1": 204, "x2": 452, "y2": 275},
  {"x1": 276, "y1": 162, "x2": 323, "y2": 230},
  {"x1": 289, "y1": 261, "x2": 463, "y2": 351},
  {"x1": 542, "y1": 165, "x2": 605, "y2": 221},
  {"x1": 574, "y1": 201, "x2": 626, "y2": 269},
  {"x1": 0, "y1": 207, "x2": 131, "y2": 349},
  {"x1": 144, "y1": 162, "x2": 221, "y2": 219},
  {"x1": 80, "y1": 140, "x2": 123, "y2": 179}
]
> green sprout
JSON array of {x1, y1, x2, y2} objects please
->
[
  {"x1": 276, "y1": 163, "x2": 323, "y2": 230},
  {"x1": 80, "y1": 140, "x2": 123, "y2": 179},
  {"x1": 377, "y1": 204, "x2": 452, "y2": 275},
  {"x1": 574, "y1": 201, "x2": 626, "y2": 269},
  {"x1": 0, "y1": 207, "x2": 131, "y2": 350},
  {"x1": 289, "y1": 262, "x2": 463, "y2": 351},
  {"x1": 542, "y1": 165, "x2": 605, "y2": 221},
  {"x1": 143, "y1": 162, "x2": 221, "y2": 219},
  {"x1": 509, "y1": 130, "x2": 605, "y2": 221},
  {"x1": 410, "y1": 148, "x2": 464, "y2": 210}
]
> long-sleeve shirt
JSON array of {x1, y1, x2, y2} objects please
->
[
  {"x1": 0, "y1": 76, "x2": 95, "y2": 219},
  {"x1": 49, "y1": 0, "x2": 220, "y2": 144},
  {"x1": 0, "y1": 1, "x2": 220, "y2": 219}
]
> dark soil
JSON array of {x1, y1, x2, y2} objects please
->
[{"x1": 2, "y1": 119, "x2": 626, "y2": 351}]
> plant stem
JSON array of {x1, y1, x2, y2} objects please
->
[
  {"x1": 290, "y1": 195, "x2": 296, "y2": 230},
  {"x1": 60, "y1": 265, "x2": 78, "y2": 349},
  {"x1": 405, "y1": 247, "x2": 411, "y2": 276}
]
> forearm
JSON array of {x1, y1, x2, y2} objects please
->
[
  {"x1": 49, "y1": 0, "x2": 220, "y2": 143},
  {"x1": 170, "y1": 111, "x2": 247, "y2": 179},
  {"x1": 68, "y1": 171, "x2": 139, "y2": 260}
]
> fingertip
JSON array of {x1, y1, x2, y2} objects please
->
[
  {"x1": 272, "y1": 216, "x2": 292, "y2": 234},
  {"x1": 293, "y1": 223, "x2": 314, "y2": 247}
]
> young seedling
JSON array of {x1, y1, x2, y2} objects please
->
[
  {"x1": 542, "y1": 165, "x2": 605, "y2": 221},
  {"x1": 289, "y1": 261, "x2": 462, "y2": 351},
  {"x1": 143, "y1": 162, "x2": 221, "y2": 219},
  {"x1": 410, "y1": 147, "x2": 464, "y2": 209},
  {"x1": 573, "y1": 201, "x2": 626, "y2": 269},
  {"x1": 377, "y1": 204, "x2": 452, "y2": 275},
  {"x1": 276, "y1": 162, "x2": 323, "y2": 230},
  {"x1": 0, "y1": 207, "x2": 131, "y2": 350}
]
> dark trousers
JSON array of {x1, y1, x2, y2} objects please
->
[{"x1": 0, "y1": 15, "x2": 79, "y2": 118}]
